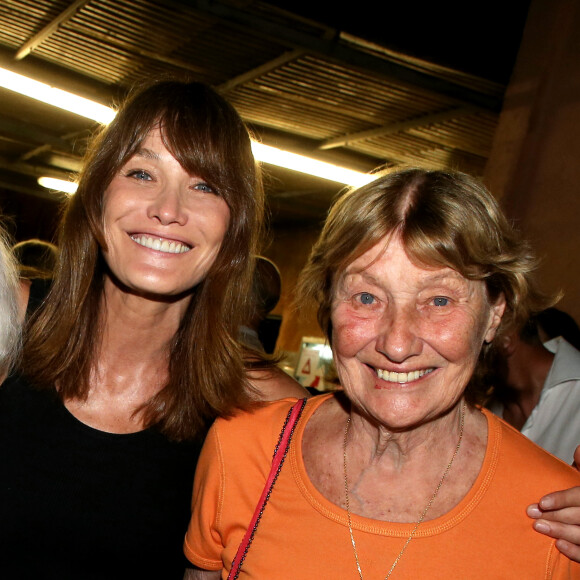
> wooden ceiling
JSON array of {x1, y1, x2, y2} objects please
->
[{"x1": 0, "y1": 0, "x2": 530, "y2": 238}]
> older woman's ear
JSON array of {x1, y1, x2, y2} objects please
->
[{"x1": 484, "y1": 293, "x2": 507, "y2": 344}]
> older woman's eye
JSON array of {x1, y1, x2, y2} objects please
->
[
  {"x1": 126, "y1": 169, "x2": 152, "y2": 181},
  {"x1": 358, "y1": 292, "x2": 376, "y2": 305},
  {"x1": 433, "y1": 297, "x2": 449, "y2": 307}
]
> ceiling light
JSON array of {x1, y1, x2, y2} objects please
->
[
  {"x1": 8, "y1": 68, "x2": 374, "y2": 188},
  {"x1": 38, "y1": 144, "x2": 374, "y2": 194},
  {"x1": 251, "y1": 143, "x2": 374, "y2": 187},
  {"x1": 37, "y1": 177, "x2": 78, "y2": 195},
  {"x1": 0, "y1": 67, "x2": 115, "y2": 124}
]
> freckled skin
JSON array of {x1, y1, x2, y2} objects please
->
[
  {"x1": 330, "y1": 235, "x2": 505, "y2": 432},
  {"x1": 102, "y1": 127, "x2": 230, "y2": 300}
]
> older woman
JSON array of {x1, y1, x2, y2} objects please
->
[
  {"x1": 185, "y1": 168, "x2": 580, "y2": 578},
  {"x1": 0, "y1": 80, "x2": 304, "y2": 580}
]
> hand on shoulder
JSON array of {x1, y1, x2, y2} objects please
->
[{"x1": 528, "y1": 445, "x2": 580, "y2": 562}]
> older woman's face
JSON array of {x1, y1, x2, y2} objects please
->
[{"x1": 330, "y1": 235, "x2": 505, "y2": 430}]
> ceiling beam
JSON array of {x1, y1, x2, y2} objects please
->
[
  {"x1": 0, "y1": 177, "x2": 62, "y2": 201},
  {"x1": 14, "y1": 0, "x2": 93, "y2": 61},
  {"x1": 0, "y1": 115, "x2": 80, "y2": 153},
  {"x1": 218, "y1": 49, "x2": 306, "y2": 93},
  {"x1": 0, "y1": 155, "x2": 72, "y2": 180},
  {"x1": 405, "y1": 129, "x2": 490, "y2": 159},
  {"x1": 0, "y1": 47, "x2": 116, "y2": 105},
  {"x1": 319, "y1": 107, "x2": 479, "y2": 150},
  {"x1": 179, "y1": 0, "x2": 503, "y2": 112}
]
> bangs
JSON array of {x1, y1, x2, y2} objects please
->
[
  {"x1": 401, "y1": 221, "x2": 489, "y2": 282},
  {"x1": 157, "y1": 111, "x2": 232, "y2": 196},
  {"x1": 106, "y1": 81, "x2": 255, "y2": 208}
]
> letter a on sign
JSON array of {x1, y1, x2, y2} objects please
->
[{"x1": 301, "y1": 358, "x2": 311, "y2": 375}]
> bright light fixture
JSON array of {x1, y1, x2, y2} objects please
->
[
  {"x1": 251, "y1": 143, "x2": 373, "y2": 187},
  {"x1": 5, "y1": 67, "x2": 374, "y2": 190},
  {"x1": 0, "y1": 67, "x2": 116, "y2": 124},
  {"x1": 37, "y1": 177, "x2": 78, "y2": 195},
  {"x1": 38, "y1": 144, "x2": 374, "y2": 194}
]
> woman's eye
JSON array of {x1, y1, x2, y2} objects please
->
[
  {"x1": 193, "y1": 182, "x2": 215, "y2": 194},
  {"x1": 433, "y1": 297, "x2": 449, "y2": 307},
  {"x1": 127, "y1": 169, "x2": 152, "y2": 181},
  {"x1": 358, "y1": 292, "x2": 375, "y2": 305}
]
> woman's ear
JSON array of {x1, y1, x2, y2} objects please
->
[{"x1": 484, "y1": 293, "x2": 506, "y2": 344}]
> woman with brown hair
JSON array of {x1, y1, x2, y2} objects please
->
[{"x1": 0, "y1": 80, "x2": 302, "y2": 579}]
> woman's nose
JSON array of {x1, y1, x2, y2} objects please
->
[
  {"x1": 147, "y1": 184, "x2": 187, "y2": 226},
  {"x1": 375, "y1": 306, "x2": 421, "y2": 362}
]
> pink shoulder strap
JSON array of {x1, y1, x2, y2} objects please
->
[{"x1": 227, "y1": 398, "x2": 307, "y2": 579}]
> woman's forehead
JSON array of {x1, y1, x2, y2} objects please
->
[
  {"x1": 339, "y1": 263, "x2": 467, "y2": 291},
  {"x1": 343, "y1": 236, "x2": 453, "y2": 274},
  {"x1": 336, "y1": 237, "x2": 471, "y2": 290}
]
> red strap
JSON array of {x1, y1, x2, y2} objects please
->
[{"x1": 227, "y1": 398, "x2": 306, "y2": 579}]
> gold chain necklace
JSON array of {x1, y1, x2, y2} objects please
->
[{"x1": 342, "y1": 401, "x2": 466, "y2": 580}]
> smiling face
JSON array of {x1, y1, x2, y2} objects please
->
[
  {"x1": 102, "y1": 127, "x2": 230, "y2": 299},
  {"x1": 330, "y1": 235, "x2": 505, "y2": 431}
]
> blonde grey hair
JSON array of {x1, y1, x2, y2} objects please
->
[{"x1": 0, "y1": 228, "x2": 21, "y2": 373}]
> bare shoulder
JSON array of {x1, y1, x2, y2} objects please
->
[
  {"x1": 302, "y1": 393, "x2": 346, "y2": 500},
  {"x1": 303, "y1": 393, "x2": 345, "y2": 445},
  {"x1": 247, "y1": 366, "x2": 310, "y2": 401}
]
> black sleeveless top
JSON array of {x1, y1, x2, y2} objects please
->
[{"x1": 0, "y1": 374, "x2": 203, "y2": 579}]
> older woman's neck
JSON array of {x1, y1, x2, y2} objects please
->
[{"x1": 351, "y1": 402, "x2": 471, "y2": 467}]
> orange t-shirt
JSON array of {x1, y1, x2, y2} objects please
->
[{"x1": 185, "y1": 394, "x2": 580, "y2": 579}]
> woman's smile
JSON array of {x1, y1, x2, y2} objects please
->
[
  {"x1": 130, "y1": 234, "x2": 191, "y2": 254},
  {"x1": 375, "y1": 366, "x2": 434, "y2": 384}
]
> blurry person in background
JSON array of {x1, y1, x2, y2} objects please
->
[
  {"x1": 12, "y1": 238, "x2": 58, "y2": 280},
  {"x1": 12, "y1": 238, "x2": 58, "y2": 317},
  {"x1": 488, "y1": 310, "x2": 580, "y2": 463},
  {"x1": 239, "y1": 255, "x2": 282, "y2": 353},
  {"x1": 0, "y1": 225, "x2": 23, "y2": 379},
  {"x1": 241, "y1": 255, "x2": 307, "y2": 400},
  {"x1": 537, "y1": 308, "x2": 580, "y2": 350}
]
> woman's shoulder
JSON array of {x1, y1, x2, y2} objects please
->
[{"x1": 211, "y1": 393, "x2": 332, "y2": 451}]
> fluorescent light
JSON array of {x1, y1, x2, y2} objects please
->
[
  {"x1": 4, "y1": 68, "x2": 374, "y2": 187},
  {"x1": 0, "y1": 67, "x2": 116, "y2": 124},
  {"x1": 251, "y1": 142, "x2": 373, "y2": 187},
  {"x1": 38, "y1": 144, "x2": 374, "y2": 194},
  {"x1": 37, "y1": 177, "x2": 78, "y2": 194}
]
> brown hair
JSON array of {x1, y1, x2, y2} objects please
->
[
  {"x1": 23, "y1": 80, "x2": 264, "y2": 440},
  {"x1": 298, "y1": 168, "x2": 553, "y2": 402}
]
